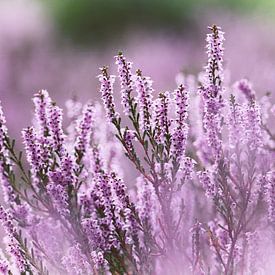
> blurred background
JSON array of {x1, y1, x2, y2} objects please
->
[{"x1": 0, "y1": 0, "x2": 275, "y2": 138}]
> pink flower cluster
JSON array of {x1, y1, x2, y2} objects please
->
[{"x1": 0, "y1": 25, "x2": 273, "y2": 274}]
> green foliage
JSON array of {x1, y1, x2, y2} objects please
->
[
  {"x1": 47, "y1": 0, "x2": 195, "y2": 46},
  {"x1": 45, "y1": 0, "x2": 275, "y2": 47}
]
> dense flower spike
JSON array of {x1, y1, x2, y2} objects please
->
[
  {"x1": 0, "y1": 102, "x2": 16, "y2": 204},
  {"x1": 98, "y1": 66, "x2": 118, "y2": 122},
  {"x1": 0, "y1": 250, "x2": 9, "y2": 275},
  {"x1": 198, "y1": 170, "x2": 216, "y2": 198},
  {"x1": 267, "y1": 171, "x2": 275, "y2": 222},
  {"x1": 227, "y1": 96, "x2": 243, "y2": 148},
  {"x1": 47, "y1": 182, "x2": 69, "y2": 216},
  {"x1": 135, "y1": 69, "x2": 154, "y2": 132},
  {"x1": 61, "y1": 244, "x2": 90, "y2": 275},
  {"x1": 235, "y1": 78, "x2": 255, "y2": 101},
  {"x1": 115, "y1": 52, "x2": 134, "y2": 115},
  {"x1": 33, "y1": 90, "x2": 52, "y2": 136},
  {"x1": 242, "y1": 100, "x2": 263, "y2": 150},
  {"x1": 136, "y1": 176, "x2": 158, "y2": 227},
  {"x1": 75, "y1": 103, "x2": 94, "y2": 153},
  {"x1": 22, "y1": 126, "x2": 40, "y2": 173},
  {"x1": 0, "y1": 102, "x2": 8, "y2": 152},
  {"x1": 154, "y1": 91, "x2": 170, "y2": 143},
  {"x1": 0, "y1": 206, "x2": 28, "y2": 272},
  {"x1": 205, "y1": 25, "x2": 225, "y2": 87},
  {"x1": 48, "y1": 104, "x2": 65, "y2": 152},
  {"x1": 0, "y1": 25, "x2": 274, "y2": 274},
  {"x1": 200, "y1": 89, "x2": 223, "y2": 161},
  {"x1": 172, "y1": 84, "x2": 189, "y2": 161},
  {"x1": 123, "y1": 128, "x2": 136, "y2": 153},
  {"x1": 198, "y1": 25, "x2": 225, "y2": 162},
  {"x1": 0, "y1": 166, "x2": 16, "y2": 203}
]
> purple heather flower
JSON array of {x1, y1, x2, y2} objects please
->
[
  {"x1": 88, "y1": 173, "x2": 118, "y2": 250},
  {"x1": 82, "y1": 216, "x2": 107, "y2": 252},
  {"x1": 0, "y1": 101, "x2": 8, "y2": 153},
  {"x1": 198, "y1": 170, "x2": 216, "y2": 198},
  {"x1": 190, "y1": 221, "x2": 203, "y2": 271},
  {"x1": 245, "y1": 231, "x2": 259, "y2": 273},
  {"x1": 198, "y1": 26, "x2": 225, "y2": 162},
  {"x1": 242, "y1": 101, "x2": 263, "y2": 150},
  {"x1": 205, "y1": 25, "x2": 225, "y2": 87},
  {"x1": 60, "y1": 154, "x2": 76, "y2": 186},
  {"x1": 271, "y1": 104, "x2": 275, "y2": 117},
  {"x1": 255, "y1": 173, "x2": 269, "y2": 199},
  {"x1": 123, "y1": 128, "x2": 136, "y2": 153},
  {"x1": 227, "y1": 99, "x2": 243, "y2": 149},
  {"x1": 136, "y1": 176, "x2": 158, "y2": 228},
  {"x1": 90, "y1": 103, "x2": 123, "y2": 176},
  {"x1": 89, "y1": 145, "x2": 104, "y2": 175},
  {"x1": 0, "y1": 209, "x2": 11, "y2": 231},
  {"x1": 110, "y1": 172, "x2": 129, "y2": 210},
  {"x1": 110, "y1": 173, "x2": 138, "y2": 245},
  {"x1": 134, "y1": 69, "x2": 154, "y2": 132},
  {"x1": 98, "y1": 66, "x2": 118, "y2": 122},
  {"x1": 199, "y1": 86, "x2": 223, "y2": 161},
  {"x1": 32, "y1": 89, "x2": 52, "y2": 136},
  {"x1": 115, "y1": 52, "x2": 134, "y2": 115},
  {"x1": 0, "y1": 206, "x2": 28, "y2": 272},
  {"x1": 0, "y1": 103, "x2": 17, "y2": 204},
  {"x1": 153, "y1": 91, "x2": 170, "y2": 143},
  {"x1": 62, "y1": 244, "x2": 90, "y2": 275},
  {"x1": 75, "y1": 103, "x2": 94, "y2": 153},
  {"x1": 0, "y1": 167, "x2": 16, "y2": 203},
  {"x1": 228, "y1": 96, "x2": 263, "y2": 152},
  {"x1": 7, "y1": 237, "x2": 28, "y2": 273},
  {"x1": 234, "y1": 79, "x2": 255, "y2": 101},
  {"x1": 46, "y1": 181, "x2": 69, "y2": 216},
  {"x1": 91, "y1": 250, "x2": 107, "y2": 270},
  {"x1": 179, "y1": 157, "x2": 195, "y2": 183},
  {"x1": 48, "y1": 154, "x2": 76, "y2": 188},
  {"x1": 171, "y1": 84, "x2": 189, "y2": 161},
  {"x1": 48, "y1": 104, "x2": 65, "y2": 153},
  {"x1": 0, "y1": 251, "x2": 9, "y2": 275},
  {"x1": 22, "y1": 126, "x2": 40, "y2": 173},
  {"x1": 266, "y1": 171, "x2": 275, "y2": 223},
  {"x1": 37, "y1": 136, "x2": 52, "y2": 171}
]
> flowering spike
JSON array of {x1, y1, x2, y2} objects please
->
[
  {"x1": 75, "y1": 103, "x2": 94, "y2": 153},
  {"x1": 136, "y1": 176, "x2": 158, "y2": 228},
  {"x1": 0, "y1": 206, "x2": 28, "y2": 272},
  {"x1": 0, "y1": 102, "x2": 7, "y2": 151},
  {"x1": 115, "y1": 52, "x2": 134, "y2": 115},
  {"x1": 33, "y1": 90, "x2": 52, "y2": 136},
  {"x1": 47, "y1": 181, "x2": 69, "y2": 216},
  {"x1": 135, "y1": 69, "x2": 153, "y2": 132},
  {"x1": 266, "y1": 171, "x2": 275, "y2": 223},
  {"x1": 0, "y1": 250, "x2": 9, "y2": 275},
  {"x1": 22, "y1": 126, "x2": 40, "y2": 173},
  {"x1": 198, "y1": 170, "x2": 216, "y2": 198},
  {"x1": 242, "y1": 101, "x2": 263, "y2": 150},
  {"x1": 206, "y1": 25, "x2": 225, "y2": 87},
  {"x1": 154, "y1": 91, "x2": 170, "y2": 144},
  {"x1": 98, "y1": 66, "x2": 118, "y2": 122},
  {"x1": 234, "y1": 79, "x2": 255, "y2": 101},
  {"x1": 198, "y1": 26, "x2": 225, "y2": 162},
  {"x1": 171, "y1": 84, "x2": 189, "y2": 161},
  {"x1": 48, "y1": 104, "x2": 65, "y2": 153}
]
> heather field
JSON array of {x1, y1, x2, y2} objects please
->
[{"x1": 0, "y1": 1, "x2": 274, "y2": 274}]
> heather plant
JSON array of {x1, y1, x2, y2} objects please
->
[{"x1": 0, "y1": 25, "x2": 274, "y2": 275}]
